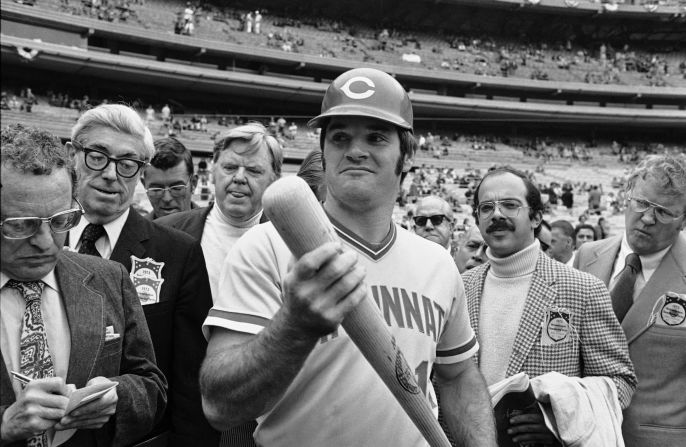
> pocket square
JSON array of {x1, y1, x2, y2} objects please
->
[{"x1": 105, "y1": 325, "x2": 120, "y2": 341}]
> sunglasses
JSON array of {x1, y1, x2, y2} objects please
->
[{"x1": 413, "y1": 215, "x2": 449, "y2": 227}]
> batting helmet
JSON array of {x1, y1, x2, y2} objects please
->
[{"x1": 308, "y1": 68, "x2": 413, "y2": 132}]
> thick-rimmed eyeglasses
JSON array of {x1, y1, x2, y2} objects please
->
[
  {"x1": 72, "y1": 141, "x2": 147, "y2": 178},
  {"x1": 146, "y1": 181, "x2": 192, "y2": 198},
  {"x1": 628, "y1": 196, "x2": 684, "y2": 224},
  {"x1": 477, "y1": 199, "x2": 529, "y2": 219},
  {"x1": 1, "y1": 204, "x2": 84, "y2": 239},
  {"x1": 413, "y1": 215, "x2": 449, "y2": 227}
]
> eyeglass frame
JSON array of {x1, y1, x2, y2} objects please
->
[
  {"x1": 413, "y1": 214, "x2": 450, "y2": 227},
  {"x1": 72, "y1": 141, "x2": 148, "y2": 178},
  {"x1": 627, "y1": 196, "x2": 684, "y2": 224},
  {"x1": 0, "y1": 201, "x2": 84, "y2": 240},
  {"x1": 146, "y1": 179, "x2": 193, "y2": 198},
  {"x1": 476, "y1": 199, "x2": 530, "y2": 219}
]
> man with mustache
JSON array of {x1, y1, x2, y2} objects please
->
[
  {"x1": 66, "y1": 104, "x2": 217, "y2": 446},
  {"x1": 463, "y1": 167, "x2": 636, "y2": 446},
  {"x1": 575, "y1": 154, "x2": 686, "y2": 447}
]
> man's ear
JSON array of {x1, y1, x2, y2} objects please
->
[
  {"x1": 65, "y1": 141, "x2": 76, "y2": 160},
  {"x1": 402, "y1": 155, "x2": 414, "y2": 173},
  {"x1": 190, "y1": 174, "x2": 198, "y2": 192}
]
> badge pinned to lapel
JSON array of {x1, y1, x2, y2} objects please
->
[
  {"x1": 540, "y1": 308, "x2": 576, "y2": 346},
  {"x1": 650, "y1": 292, "x2": 686, "y2": 328},
  {"x1": 130, "y1": 256, "x2": 165, "y2": 305}
]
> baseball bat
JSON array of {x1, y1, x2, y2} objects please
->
[{"x1": 263, "y1": 176, "x2": 451, "y2": 447}]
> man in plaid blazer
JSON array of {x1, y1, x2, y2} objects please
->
[{"x1": 463, "y1": 167, "x2": 636, "y2": 446}]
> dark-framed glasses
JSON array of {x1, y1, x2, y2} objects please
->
[
  {"x1": 413, "y1": 215, "x2": 449, "y2": 227},
  {"x1": 628, "y1": 196, "x2": 684, "y2": 224},
  {"x1": 1, "y1": 203, "x2": 84, "y2": 239},
  {"x1": 146, "y1": 181, "x2": 192, "y2": 198},
  {"x1": 72, "y1": 141, "x2": 147, "y2": 178},
  {"x1": 477, "y1": 199, "x2": 529, "y2": 219}
]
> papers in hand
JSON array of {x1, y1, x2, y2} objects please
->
[
  {"x1": 488, "y1": 373, "x2": 538, "y2": 447},
  {"x1": 65, "y1": 381, "x2": 118, "y2": 414}
]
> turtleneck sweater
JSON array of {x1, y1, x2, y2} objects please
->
[
  {"x1": 479, "y1": 240, "x2": 540, "y2": 386},
  {"x1": 201, "y1": 205, "x2": 263, "y2": 301}
]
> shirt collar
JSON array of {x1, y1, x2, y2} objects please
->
[
  {"x1": 1, "y1": 269, "x2": 58, "y2": 291},
  {"x1": 70, "y1": 208, "x2": 130, "y2": 250},
  {"x1": 619, "y1": 233, "x2": 671, "y2": 281}
]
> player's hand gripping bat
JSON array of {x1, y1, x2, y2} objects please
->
[{"x1": 263, "y1": 176, "x2": 451, "y2": 447}]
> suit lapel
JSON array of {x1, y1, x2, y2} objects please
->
[
  {"x1": 623, "y1": 237, "x2": 686, "y2": 343},
  {"x1": 506, "y1": 253, "x2": 557, "y2": 377},
  {"x1": 55, "y1": 254, "x2": 105, "y2": 387},
  {"x1": 466, "y1": 265, "x2": 489, "y2": 357},
  {"x1": 110, "y1": 208, "x2": 149, "y2": 272},
  {"x1": 584, "y1": 236, "x2": 621, "y2": 286}
]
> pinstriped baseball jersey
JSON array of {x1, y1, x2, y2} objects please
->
[{"x1": 203, "y1": 219, "x2": 478, "y2": 447}]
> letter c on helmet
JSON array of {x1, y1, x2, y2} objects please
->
[{"x1": 340, "y1": 76, "x2": 375, "y2": 100}]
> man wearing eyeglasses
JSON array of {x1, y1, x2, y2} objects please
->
[
  {"x1": 413, "y1": 195, "x2": 454, "y2": 250},
  {"x1": 463, "y1": 167, "x2": 635, "y2": 447},
  {"x1": 141, "y1": 138, "x2": 198, "y2": 220},
  {"x1": 1, "y1": 124, "x2": 166, "y2": 446},
  {"x1": 575, "y1": 154, "x2": 686, "y2": 447},
  {"x1": 65, "y1": 104, "x2": 218, "y2": 446}
]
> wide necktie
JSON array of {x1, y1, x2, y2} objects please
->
[
  {"x1": 6, "y1": 280, "x2": 53, "y2": 447},
  {"x1": 78, "y1": 223, "x2": 105, "y2": 257},
  {"x1": 611, "y1": 253, "x2": 642, "y2": 322}
]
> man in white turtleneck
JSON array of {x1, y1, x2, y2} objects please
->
[
  {"x1": 462, "y1": 167, "x2": 636, "y2": 447},
  {"x1": 156, "y1": 122, "x2": 282, "y2": 301},
  {"x1": 156, "y1": 122, "x2": 282, "y2": 447}
]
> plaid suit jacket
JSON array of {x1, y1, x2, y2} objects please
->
[{"x1": 463, "y1": 250, "x2": 637, "y2": 408}]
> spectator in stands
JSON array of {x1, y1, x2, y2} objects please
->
[
  {"x1": 453, "y1": 226, "x2": 487, "y2": 273},
  {"x1": 244, "y1": 11, "x2": 254, "y2": 33},
  {"x1": 141, "y1": 137, "x2": 198, "y2": 220},
  {"x1": 288, "y1": 122, "x2": 298, "y2": 139},
  {"x1": 161, "y1": 104, "x2": 171, "y2": 125},
  {"x1": 296, "y1": 149, "x2": 326, "y2": 202},
  {"x1": 574, "y1": 223, "x2": 596, "y2": 249},
  {"x1": 413, "y1": 195, "x2": 454, "y2": 250},
  {"x1": 595, "y1": 216, "x2": 611, "y2": 240},
  {"x1": 588, "y1": 184, "x2": 602, "y2": 214},
  {"x1": 561, "y1": 184, "x2": 574, "y2": 215},
  {"x1": 550, "y1": 220, "x2": 576, "y2": 267},
  {"x1": 145, "y1": 105, "x2": 155, "y2": 126},
  {"x1": 254, "y1": 10, "x2": 262, "y2": 34}
]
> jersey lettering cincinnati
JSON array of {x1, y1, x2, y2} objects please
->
[{"x1": 320, "y1": 285, "x2": 447, "y2": 344}]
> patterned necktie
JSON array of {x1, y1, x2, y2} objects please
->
[
  {"x1": 78, "y1": 223, "x2": 105, "y2": 257},
  {"x1": 6, "y1": 280, "x2": 53, "y2": 447},
  {"x1": 611, "y1": 253, "x2": 642, "y2": 322}
]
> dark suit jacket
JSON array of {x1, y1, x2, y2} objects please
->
[
  {"x1": 109, "y1": 209, "x2": 218, "y2": 446},
  {"x1": 0, "y1": 251, "x2": 167, "y2": 447},
  {"x1": 154, "y1": 206, "x2": 212, "y2": 240},
  {"x1": 575, "y1": 233, "x2": 686, "y2": 447},
  {"x1": 155, "y1": 205, "x2": 262, "y2": 447}
]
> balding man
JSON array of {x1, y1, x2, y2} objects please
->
[
  {"x1": 413, "y1": 195, "x2": 454, "y2": 250},
  {"x1": 453, "y1": 226, "x2": 487, "y2": 273}
]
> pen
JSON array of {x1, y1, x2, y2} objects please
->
[{"x1": 10, "y1": 371, "x2": 33, "y2": 385}]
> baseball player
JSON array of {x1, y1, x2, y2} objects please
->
[{"x1": 199, "y1": 68, "x2": 497, "y2": 446}]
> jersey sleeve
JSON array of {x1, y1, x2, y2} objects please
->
[
  {"x1": 434, "y1": 271, "x2": 479, "y2": 365},
  {"x1": 202, "y1": 223, "x2": 289, "y2": 340}
]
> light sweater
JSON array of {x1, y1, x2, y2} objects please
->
[
  {"x1": 201, "y1": 206, "x2": 262, "y2": 301},
  {"x1": 479, "y1": 240, "x2": 540, "y2": 386}
]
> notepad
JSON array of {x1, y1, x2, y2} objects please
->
[{"x1": 65, "y1": 381, "x2": 118, "y2": 414}]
